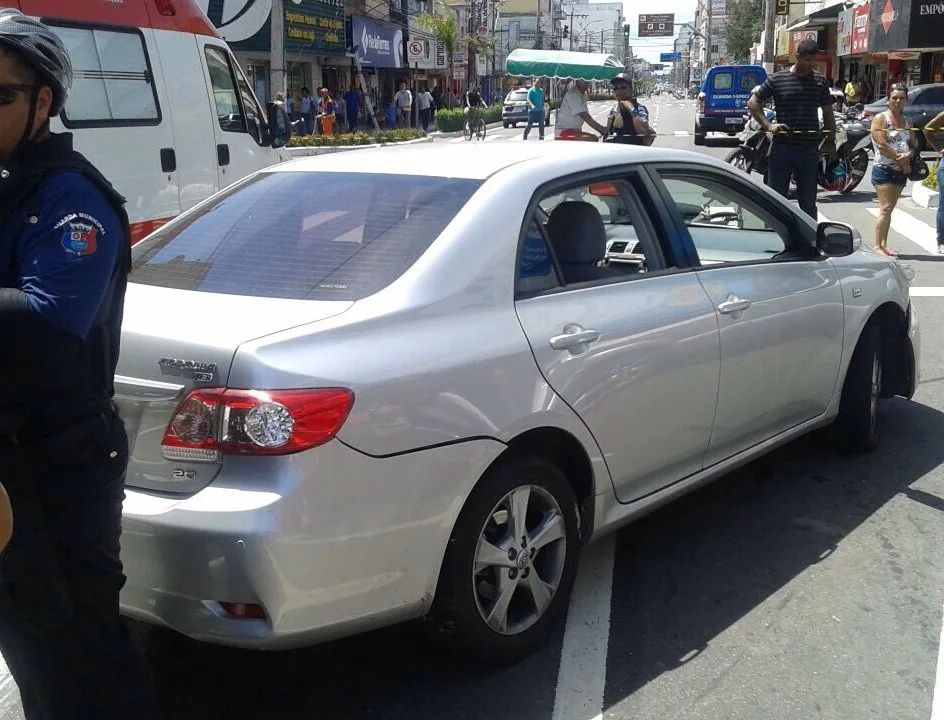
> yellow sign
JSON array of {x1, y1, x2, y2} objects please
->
[{"x1": 775, "y1": 0, "x2": 789, "y2": 15}]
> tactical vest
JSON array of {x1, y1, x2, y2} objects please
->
[{"x1": 0, "y1": 133, "x2": 131, "y2": 440}]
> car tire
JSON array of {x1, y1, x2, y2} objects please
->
[
  {"x1": 427, "y1": 456, "x2": 580, "y2": 664},
  {"x1": 832, "y1": 323, "x2": 883, "y2": 453},
  {"x1": 694, "y1": 124, "x2": 706, "y2": 146}
]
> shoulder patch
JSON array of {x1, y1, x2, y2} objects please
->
[{"x1": 55, "y1": 212, "x2": 106, "y2": 257}]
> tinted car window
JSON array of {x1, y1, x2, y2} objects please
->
[
  {"x1": 740, "y1": 71, "x2": 761, "y2": 89},
  {"x1": 712, "y1": 73, "x2": 733, "y2": 90},
  {"x1": 916, "y1": 87, "x2": 944, "y2": 105},
  {"x1": 131, "y1": 172, "x2": 481, "y2": 301}
]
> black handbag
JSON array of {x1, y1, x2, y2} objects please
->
[{"x1": 908, "y1": 150, "x2": 929, "y2": 182}]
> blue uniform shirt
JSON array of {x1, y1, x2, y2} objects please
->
[{"x1": 0, "y1": 171, "x2": 122, "y2": 340}]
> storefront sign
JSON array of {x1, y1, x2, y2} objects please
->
[
  {"x1": 869, "y1": 0, "x2": 908, "y2": 52},
  {"x1": 837, "y1": 7, "x2": 853, "y2": 56},
  {"x1": 789, "y1": 28, "x2": 824, "y2": 57},
  {"x1": 407, "y1": 20, "x2": 447, "y2": 70},
  {"x1": 775, "y1": 0, "x2": 789, "y2": 16},
  {"x1": 352, "y1": 15, "x2": 404, "y2": 68},
  {"x1": 775, "y1": 25, "x2": 791, "y2": 58},
  {"x1": 850, "y1": 2, "x2": 870, "y2": 54},
  {"x1": 205, "y1": 0, "x2": 345, "y2": 55},
  {"x1": 910, "y1": 0, "x2": 944, "y2": 48}
]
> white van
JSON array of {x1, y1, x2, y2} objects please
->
[{"x1": 3, "y1": 0, "x2": 289, "y2": 242}]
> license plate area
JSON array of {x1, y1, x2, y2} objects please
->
[{"x1": 725, "y1": 117, "x2": 742, "y2": 124}]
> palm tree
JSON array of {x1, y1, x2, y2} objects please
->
[{"x1": 416, "y1": 3, "x2": 459, "y2": 106}]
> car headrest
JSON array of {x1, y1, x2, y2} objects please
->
[{"x1": 546, "y1": 201, "x2": 607, "y2": 265}]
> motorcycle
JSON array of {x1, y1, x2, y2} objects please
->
[{"x1": 725, "y1": 106, "x2": 870, "y2": 195}]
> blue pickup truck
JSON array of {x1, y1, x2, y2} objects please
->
[{"x1": 694, "y1": 64, "x2": 766, "y2": 146}]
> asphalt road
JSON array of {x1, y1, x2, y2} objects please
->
[{"x1": 0, "y1": 98, "x2": 942, "y2": 720}]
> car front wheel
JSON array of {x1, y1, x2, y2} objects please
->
[
  {"x1": 428, "y1": 456, "x2": 580, "y2": 663},
  {"x1": 833, "y1": 323, "x2": 882, "y2": 453}
]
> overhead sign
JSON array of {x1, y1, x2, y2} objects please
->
[
  {"x1": 660, "y1": 51, "x2": 682, "y2": 61},
  {"x1": 638, "y1": 13, "x2": 675, "y2": 37},
  {"x1": 850, "y1": 2, "x2": 870, "y2": 54},
  {"x1": 775, "y1": 0, "x2": 789, "y2": 16},
  {"x1": 352, "y1": 15, "x2": 404, "y2": 68},
  {"x1": 690, "y1": 66, "x2": 703, "y2": 82},
  {"x1": 837, "y1": 7, "x2": 853, "y2": 56}
]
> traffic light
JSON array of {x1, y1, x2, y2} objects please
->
[
  {"x1": 562, "y1": 25, "x2": 569, "y2": 38},
  {"x1": 622, "y1": 24, "x2": 630, "y2": 37}
]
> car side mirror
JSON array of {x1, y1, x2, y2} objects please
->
[{"x1": 816, "y1": 221, "x2": 857, "y2": 257}]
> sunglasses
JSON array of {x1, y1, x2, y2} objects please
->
[{"x1": 0, "y1": 83, "x2": 32, "y2": 106}]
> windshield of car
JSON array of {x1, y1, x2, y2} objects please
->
[{"x1": 130, "y1": 171, "x2": 482, "y2": 301}]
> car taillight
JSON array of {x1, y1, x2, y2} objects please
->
[
  {"x1": 697, "y1": 92, "x2": 705, "y2": 105},
  {"x1": 161, "y1": 388, "x2": 354, "y2": 462}
]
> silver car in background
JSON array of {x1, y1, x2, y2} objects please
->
[{"x1": 117, "y1": 143, "x2": 919, "y2": 662}]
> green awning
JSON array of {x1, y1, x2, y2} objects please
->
[{"x1": 504, "y1": 49, "x2": 624, "y2": 81}]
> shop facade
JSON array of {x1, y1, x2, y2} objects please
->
[
  {"x1": 836, "y1": 1, "x2": 886, "y2": 102},
  {"x1": 869, "y1": 0, "x2": 944, "y2": 94},
  {"x1": 351, "y1": 15, "x2": 406, "y2": 124}
]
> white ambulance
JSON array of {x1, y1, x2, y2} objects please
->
[{"x1": 3, "y1": 0, "x2": 289, "y2": 242}]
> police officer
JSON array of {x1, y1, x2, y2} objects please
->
[
  {"x1": 604, "y1": 73, "x2": 655, "y2": 146},
  {"x1": 0, "y1": 10, "x2": 156, "y2": 718}
]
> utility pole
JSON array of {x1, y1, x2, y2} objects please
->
[
  {"x1": 704, "y1": 1, "x2": 712, "y2": 68},
  {"x1": 269, "y1": 0, "x2": 285, "y2": 96},
  {"x1": 762, "y1": 0, "x2": 776, "y2": 73}
]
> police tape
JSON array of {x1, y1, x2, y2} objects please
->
[{"x1": 581, "y1": 124, "x2": 944, "y2": 138}]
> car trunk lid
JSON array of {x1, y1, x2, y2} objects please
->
[{"x1": 116, "y1": 283, "x2": 352, "y2": 495}]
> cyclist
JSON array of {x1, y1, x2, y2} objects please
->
[
  {"x1": 464, "y1": 84, "x2": 486, "y2": 135},
  {"x1": 555, "y1": 79, "x2": 607, "y2": 141}
]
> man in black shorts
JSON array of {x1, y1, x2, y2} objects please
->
[{"x1": 747, "y1": 38, "x2": 836, "y2": 219}]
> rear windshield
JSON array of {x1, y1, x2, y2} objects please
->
[
  {"x1": 712, "y1": 73, "x2": 733, "y2": 90},
  {"x1": 130, "y1": 171, "x2": 481, "y2": 301},
  {"x1": 509, "y1": 90, "x2": 528, "y2": 100},
  {"x1": 739, "y1": 71, "x2": 762, "y2": 89}
]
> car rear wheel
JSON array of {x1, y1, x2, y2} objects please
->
[
  {"x1": 694, "y1": 124, "x2": 706, "y2": 146},
  {"x1": 832, "y1": 323, "x2": 882, "y2": 453},
  {"x1": 428, "y1": 456, "x2": 580, "y2": 663}
]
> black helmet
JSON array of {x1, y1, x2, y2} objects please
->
[
  {"x1": 0, "y1": 9, "x2": 73, "y2": 116},
  {"x1": 610, "y1": 73, "x2": 632, "y2": 87}
]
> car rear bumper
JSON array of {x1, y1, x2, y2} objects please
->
[
  {"x1": 697, "y1": 115, "x2": 745, "y2": 132},
  {"x1": 119, "y1": 437, "x2": 505, "y2": 649}
]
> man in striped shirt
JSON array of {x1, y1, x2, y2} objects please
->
[{"x1": 747, "y1": 38, "x2": 836, "y2": 219}]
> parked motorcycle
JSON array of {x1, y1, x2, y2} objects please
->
[{"x1": 725, "y1": 106, "x2": 870, "y2": 195}]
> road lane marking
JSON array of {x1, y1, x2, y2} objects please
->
[
  {"x1": 867, "y1": 207, "x2": 939, "y2": 254},
  {"x1": 933, "y1": 602, "x2": 944, "y2": 720},
  {"x1": 909, "y1": 287, "x2": 944, "y2": 297},
  {"x1": 552, "y1": 534, "x2": 616, "y2": 720},
  {"x1": 674, "y1": 130, "x2": 689, "y2": 136}
]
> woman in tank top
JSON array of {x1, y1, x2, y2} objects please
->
[{"x1": 870, "y1": 83, "x2": 913, "y2": 256}]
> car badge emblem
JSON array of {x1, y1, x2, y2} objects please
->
[{"x1": 158, "y1": 357, "x2": 218, "y2": 384}]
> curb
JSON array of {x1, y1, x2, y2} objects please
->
[
  {"x1": 286, "y1": 135, "x2": 433, "y2": 157},
  {"x1": 913, "y1": 181, "x2": 940, "y2": 209}
]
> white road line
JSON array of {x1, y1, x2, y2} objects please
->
[
  {"x1": 674, "y1": 130, "x2": 689, "y2": 137},
  {"x1": 552, "y1": 534, "x2": 616, "y2": 720},
  {"x1": 867, "y1": 207, "x2": 939, "y2": 254},
  {"x1": 932, "y1": 596, "x2": 944, "y2": 720},
  {"x1": 909, "y1": 287, "x2": 944, "y2": 297}
]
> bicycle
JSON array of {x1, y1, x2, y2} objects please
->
[{"x1": 464, "y1": 111, "x2": 486, "y2": 140}]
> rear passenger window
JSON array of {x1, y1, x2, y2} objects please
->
[
  {"x1": 712, "y1": 73, "x2": 733, "y2": 90},
  {"x1": 740, "y1": 71, "x2": 761, "y2": 89},
  {"x1": 51, "y1": 24, "x2": 160, "y2": 126},
  {"x1": 518, "y1": 179, "x2": 670, "y2": 293}
]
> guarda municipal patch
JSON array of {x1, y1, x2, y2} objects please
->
[{"x1": 54, "y1": 212, "x2": 105, "y2": 257}]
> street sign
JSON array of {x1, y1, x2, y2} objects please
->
[
  {"x1": 660, "y1": 51, "x2": 682, "y2": 62},
  {"x1": 638, "y1": 13, "x2": 675, "y2": 38},
  {"x1": 690, "y1": 66, "x2": 703, "y2": 82},
  {"x1": 407, "y1": 39, "x2": 425, "y2": 63},
  {"x1": 476, "y1": 24, "x2": 488, "y2": 38},
  {"x1": 775, "y1": 0, "x2": 789, "y2": 15}
]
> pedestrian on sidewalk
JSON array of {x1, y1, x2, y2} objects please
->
[
  {"x1": 923, "y1": 109, "x2": 944, "y2": 254},
  {"x1": 747, "y1": 38, "x2": 837, "y2": 219},
  {"x1": 870, "y1": 84, "x2": 914, "y2": 257},
  {"x1": 0, "y1": 9, "x2": 156, "y2": 718},
  {"x1": 417, "y1": 86, "x2": 433, "y2": 132},
  {"x1": 394, "y1": 82, "x2": 412, "y2": 129},
  {"x1": 523, "y1": 77, "x2": 545, "y2": 140}
]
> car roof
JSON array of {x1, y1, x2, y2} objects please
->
[{"x1": 273, "y1": 143, "x2": 714, "y2": 181}]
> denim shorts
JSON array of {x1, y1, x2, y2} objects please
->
[{"x1": 872, "y1": 163, "x2": 907, "y2": 188}]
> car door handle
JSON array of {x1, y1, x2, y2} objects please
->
[
  {"x1": 717, "y1": 296, "x2": 752, "y2": 314},
  {"x1": 549, "y1": 325, "x2": 600, "y2": 350},
  {"x1": 217, "y1": 143, "x2": 230, "y2": 167}
]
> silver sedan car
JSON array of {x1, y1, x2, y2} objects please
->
[{"x1": 117, "y1": 143, "x2": 919, "y2": 662}]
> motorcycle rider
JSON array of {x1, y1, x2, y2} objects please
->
[
  {"x1": 555, "y1": 79, "x2": 607, "y2": 141},
  {"x1": 604, "y1": 74, "x2": 654, "y2": 146}
]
